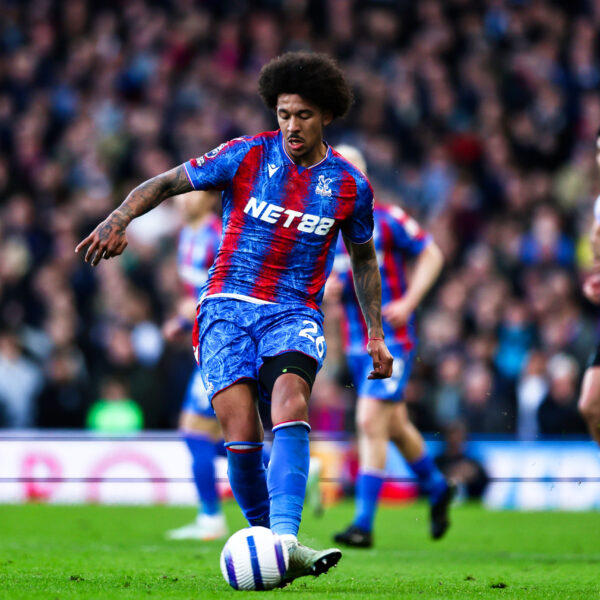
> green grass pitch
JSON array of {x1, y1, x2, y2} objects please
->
[{"x1": 0, "y1": 500, "x2": 598, "y2": 599}]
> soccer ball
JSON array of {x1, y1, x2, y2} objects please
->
[{"x1": 220, "y1": 526, "x2": 289, "y2": 591}]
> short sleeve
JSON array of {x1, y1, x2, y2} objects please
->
[
  {"x1": 385, "y1": 205, "x2": 431, "y2": 255},
  {"x1": 341, "y1": 178, "x2": 374, "y2": 244},
  {"x1": 183, "y1": 137, "x2": 251, "y2": 191}
]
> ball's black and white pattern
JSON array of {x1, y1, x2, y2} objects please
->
[{"x1": 220, "y1": 527, "x2": 289, "y2": 591}]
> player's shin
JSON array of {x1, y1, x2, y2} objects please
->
[
  {"x1": 184, "y1": 434, "x2": 220, "y2": 515},
  {"x1": 267, "y1": 422, "x2": 310, "y2": 536},
  {"x1": 225, "y1": 442, "x2": 270, "y2": 527},
  {"x1": 408, "y1": 452, "x2": 448, "y2": 504},
  {"x1": 354, "y1": 469, "x2": 385, "y2": 531}
]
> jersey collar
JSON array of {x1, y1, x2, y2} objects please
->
[{"x1": 278, "y1": 131, "x2": 330, "y2": 172}]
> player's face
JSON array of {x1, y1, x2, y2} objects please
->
[
  {"x1": 596, "y1": 136, "x2": 600, "y2": 169},
  {"x1": 276, "y1": 94, "x2": 333, "y2": 167}
]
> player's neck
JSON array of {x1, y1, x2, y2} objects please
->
[{"x1": 293, "y1": 141, "x2": 328, "y2": 168}]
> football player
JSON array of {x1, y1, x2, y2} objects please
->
[
  {"x1": 77, "y1": 52, "x2": 393, "y2": 585},
  {"x1": 331, "y1": 145, "x2": 455, "y2": 549}
]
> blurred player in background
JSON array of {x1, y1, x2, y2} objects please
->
[
  {"x1": 330, "y1": 146, "x2": 454, "y2": 549},
  {"x1": 578, "y1": 128, "x2": 600, "y2": 449},
  {"x1": 76, "y1": 52, "x2": 393, "y2": 585},
  {"x1": 162, "y1": 190, "x2": 228, "y2": 541}
]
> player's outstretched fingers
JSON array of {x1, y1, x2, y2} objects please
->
[
  {"x1": 91, "y1": 246, "x2": 106, "y2": 266},
  {"x1": 75, "y1": 234, "x2": 96, "y2": 261},
  {"x1": 86, "y1": 240, "x2": 101, "y2": 265}
]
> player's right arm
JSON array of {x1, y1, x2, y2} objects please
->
[
  {"x1": 340, "y1": 173, "x2": 393, "y2": 378},
  {"x1": 346, "y1": 237, "x2": 393, "y2": 379},
  {"x1": 380, "y1": 208, "x2": 444, "y2": 328},
  {"x1": 76, "y1": 165, "x2": 193, "y2": 266},
  {"x1": 382, "y1": 240, "x2": 444, "y2": 328}
]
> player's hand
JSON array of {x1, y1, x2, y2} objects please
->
[
  {"x1": 382, "y1": 297, "x2": 414, "y2": 328},
  {"x1": 583, "y1": 272, "x2": 600, "y2": 304},
  {"x1": 366, "y1": 338, "x2": 393, "y2": 379},
  {"x1": 75, "y1": 210, "x2": 130, "y2": 266}
]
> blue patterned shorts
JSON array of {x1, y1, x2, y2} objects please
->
[
  {"x1": 346, "y1": 344, "x2": 414, "y2": 402},
  {"x1": 193, "y1": 297, "x2": 326, "y2": 402}
]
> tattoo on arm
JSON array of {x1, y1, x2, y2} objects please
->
[
  {"x1": 115, "y1": 165, "x2": 193, "y2": 223},
  {"x1": 349, "y1": 241, "x2": 384, "y2": 337},
  {"x1": 96, "y1": 211, "x2": 129, "y2": 240}
]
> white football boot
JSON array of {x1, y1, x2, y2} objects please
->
[
  {"x1": 166, "y1": 512, "x2": 228, "y2": 541},
  {"x1": 279, "y1": 534, "x2": 341, "y2": 586}
]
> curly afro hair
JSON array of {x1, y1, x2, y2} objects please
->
[{"x1": 258, "y1": 52, "x2": 353, "y2": 120}]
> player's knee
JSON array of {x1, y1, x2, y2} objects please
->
[
  {"x1": 219, "y1": 416, "x2": 262, "y2": 443},
  {"x1": 179, "y1": 411, "x2": 204, "y2": 430},
  {"x1": 271, "y1": 379, "x2": 309, "y2": 421},
  {"x1": 356, "y1": 411, "x2": 385, "y2": 440},
  {"x1": 179, "y1": 412, "x2": 221, "y2": 438},
  {"x1": 212, "y1": 394, "x2": 262, "y2": 442}
]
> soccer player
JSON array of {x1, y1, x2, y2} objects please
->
[
  {"x1": 330, "y1": 145, "x2": 455, "y2": 549},
  {"x1": 76, "y1": 52, "x2": 393, "y2": 585},
  {"x1": 163, "y1": 190, "x2": 228, "y2": 541},
  {"x1": 578, "y1": 129, "x2": 600, "y2": 449}
]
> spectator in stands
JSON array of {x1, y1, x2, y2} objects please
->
[
  {"x1": 516, "y1": 350, "x2": 549, "y2": 441},
  {"x1": 434, "y1": 420, "x2": 489, "y2": 501},
  {"x1": 86, "y1": 375, "x2": 143, "y2": 433},
  {"x1": 538, "y1": 353, "x2": 587, "y2": 436},
  {"x1": 0, "y1": 323, "x2": 43, "y2": 427},
  {"x1": 0, "y1": 0, "x2": 599, "y2": 438},
  {"x1": 462, "y1": 361, "x2": 515, "y2": 434}
]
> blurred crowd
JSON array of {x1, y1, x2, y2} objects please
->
[{"x1": 0, "y1": 0, "x2": 597, "y2": 438}]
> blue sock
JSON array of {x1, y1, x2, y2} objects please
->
[
  {"x1": 225, "y1": 442, "x2": 270, "y2": 527},
  {"x1": 267, "y1": 422, "x2": 310, "y2": 536},
  {"x1": 408, "y1": 452, "x2": 448, "y2": 505},
  {"x1": 353, "y1": 471, "x2": 385, "y2": 532},
  {"x1": 183, "y1": 434, "x2": 220, "y2": 516}
]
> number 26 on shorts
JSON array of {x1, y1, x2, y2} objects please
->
[{"x1": 298, "y1": 320, "x2": 325, "y2": 358}]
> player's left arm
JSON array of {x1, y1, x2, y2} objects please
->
[
  {"x1": 346, "y1": 237, "x2": 393, "y2": 379},
  {"x1": 382, "y1": 241, "x2": 444, "y2": 328}
]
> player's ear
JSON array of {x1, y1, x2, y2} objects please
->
[{"x1": 322, "y1": 110, "x2": 333, "y2": 127}]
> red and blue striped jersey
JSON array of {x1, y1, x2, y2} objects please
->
[
  {"x1": 333, "y1": 204, "x2": 431, "y2": 353},
  {"x1": 183, "y1": 130, "x2": 374, "y2": 311},
  {"x1": 176, "y1": 213, "x2": 222, "y2": 301}
]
